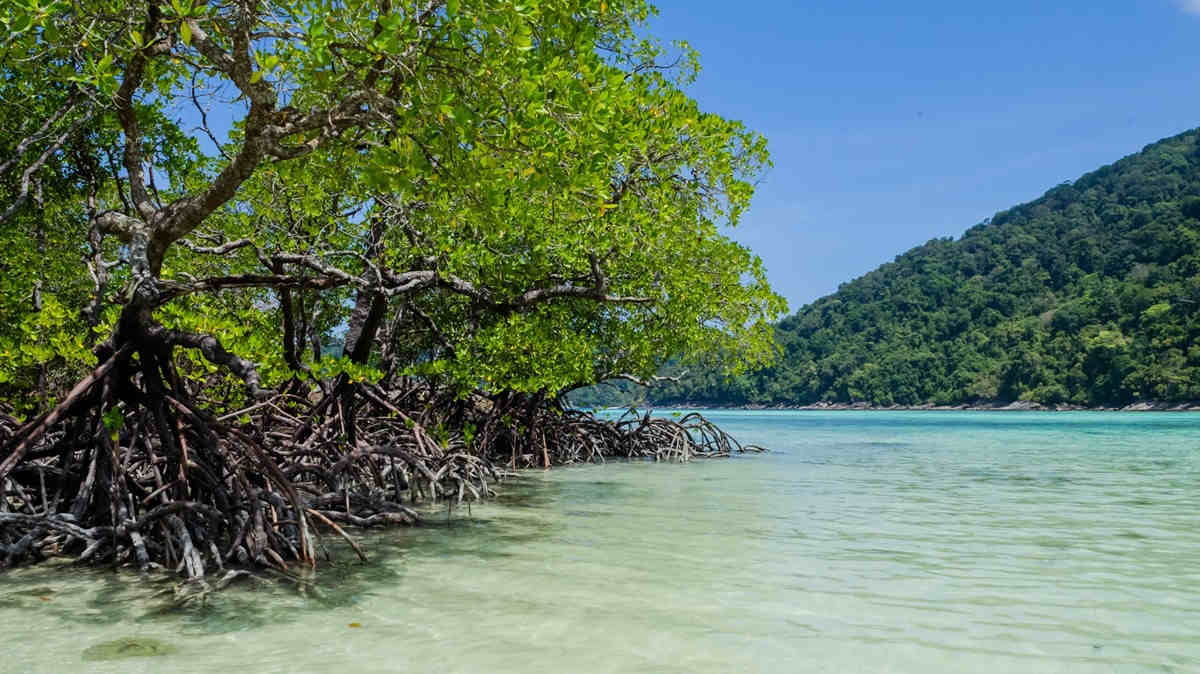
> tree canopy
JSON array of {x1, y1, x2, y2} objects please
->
[{"x1": 0, "y1": 0, "x2": 783, "y2": 407}]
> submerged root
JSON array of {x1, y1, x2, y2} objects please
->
[
  {"x1": 464, "y1": 398, "x2": 765, "y2": 468},
  {"x1": 0, "y1": 345, "x2": 759, "y2": 580}
]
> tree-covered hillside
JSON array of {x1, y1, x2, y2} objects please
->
[{"x1": 652, "y1": 128, "x2": 1200, "y2": 407}]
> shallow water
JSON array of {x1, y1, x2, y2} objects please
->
[{"x1": 3, "y1": 411, "x2": 1199, "y2": 673}]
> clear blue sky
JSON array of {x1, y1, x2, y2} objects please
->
[{"x1": 646, "y1": 0, "x2": 1200, "y2": 310}]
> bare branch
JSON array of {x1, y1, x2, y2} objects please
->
[
  {"x1": 189, "y1": 72, "x2": 232, "y2": 161},
  {"x1": 160, "y1": 247, "x2": 653, "y2": 315},
  {"x1": 507, "y1": 253, "x2": 652, "y2": 309},
  {"x1": 0, "y1": 106, "x2": 95, "y2": 225},
  {"x1": 609, "y1": 372, "x2": 688, "y2": 388},
  {"x1": 0, "y1": 93, "x2": 81, "y2": 175},
  {"x1": 179, "y1": 238, "x2": 254, "y2": 256},
  {"x1": 155, "y1": 273, "x2": 346, "y2": 304}
]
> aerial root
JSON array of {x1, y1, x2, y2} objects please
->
[
  {"x1": 468, "y1": 401, "x2": 765, "y2": 467},
  {"x1": 0, "y1": 350, "x2": 757, "y2": 580}
]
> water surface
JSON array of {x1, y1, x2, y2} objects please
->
[{"x1": 2, "y1": 411, "x2": 1199, "y2": 673}]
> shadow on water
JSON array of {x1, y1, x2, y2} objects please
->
[
  {"x1": 960, "y1": 468, "x2": 1080, "y2": 488},
  {"x1": 489, "y1": 474, "x2": 564, "y2": 509},
  {"x1": 2, "y1": 555, "x2": 407, "y2": 635},
  {"x1": 557, "y1": 479, "x2": 649, "y2": 504},
  {"x1": 0, "y1": 475, "x2": 568, "y2": 636},
  {"x1": 80, "y1": 637, "x2": 179, "y2": 662}
]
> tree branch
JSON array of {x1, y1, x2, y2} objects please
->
[
  {"x1": 178, "y1": 237, "x2": 254, "y2": 255},
  {"x1": 114, "y1": 1, "x2": 167, "y2": 222},
  {"x1": 0, "y1": 106, "x2": 95, "y2": 225},
  {"x1": 609, "y1": 372, "x2": 688, "y2": 388},
  {"x1": 0, "y1": 92, "x2": 80, "y2": 175},
  {"x1": 151, "y1": 327, "x2": 270, "y2": 399}
]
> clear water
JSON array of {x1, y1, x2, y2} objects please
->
[{"x1": 3, "y1": 411, "x2": 1199, "y2": 673}]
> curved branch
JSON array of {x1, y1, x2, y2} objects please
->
[
  {"x1": 0, "y1": 344, "x2": 134, "y2": 484},
  {"x1": 94, "y1": 210, "x2": 142, "y2": 241},
  {"x1": 151, "y1": 328, "x2": 269, "y2": 399}
]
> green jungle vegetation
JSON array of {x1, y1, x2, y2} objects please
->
[
  {"x1": 636, "y1": 129, "x2": 1200, "y2": 408},
  {"x1": 0, "y1": 0, "x2": 783, "y2": 578}
]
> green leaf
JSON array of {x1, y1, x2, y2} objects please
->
[
  {"x1": 513, "y1": 22, "x2": 533, "y2": 50},
  {"x1": 11, "y1": 12, "x2": 32, "y2": 33}
]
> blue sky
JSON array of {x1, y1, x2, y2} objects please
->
[{"x1": 646, "y1": 0, "x2": 1200, "y2": 310}]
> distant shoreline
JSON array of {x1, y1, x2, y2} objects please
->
[{"x1": 644, "y1": 400, "x2": 1200, "y2": 412}]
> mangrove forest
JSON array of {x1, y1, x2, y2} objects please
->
[{"x1": 0, "y1": 0, "x2": 785, "y2": 584}]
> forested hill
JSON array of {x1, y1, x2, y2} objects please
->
[{"x1": 651, "y1": 128, "x2": 1200, "y2": 407}]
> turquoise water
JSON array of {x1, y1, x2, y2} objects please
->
[{"x1": 2, "y1": 411, "x2": 1199, "y2": 673}]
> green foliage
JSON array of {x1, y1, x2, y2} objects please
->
[
  {"x1": 310, "y1": 357, "x2": 384, "y2": 386},
  {"x1": 653, "y1": 129, "x2": 1200, "y2": 407},
  {"x1": 0, "y1": 0, "x2": 784, "y2": 410},
  {"x1": 0, "y1": 295, "x2": 95, "y2": 387},
  {"x1": 566, "y1": 377, "x2": 648, "y2": 409}
]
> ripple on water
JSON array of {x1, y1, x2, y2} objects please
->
[{"x1": 1, "y1": 411, "x2": 1199, "y2": 673}]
